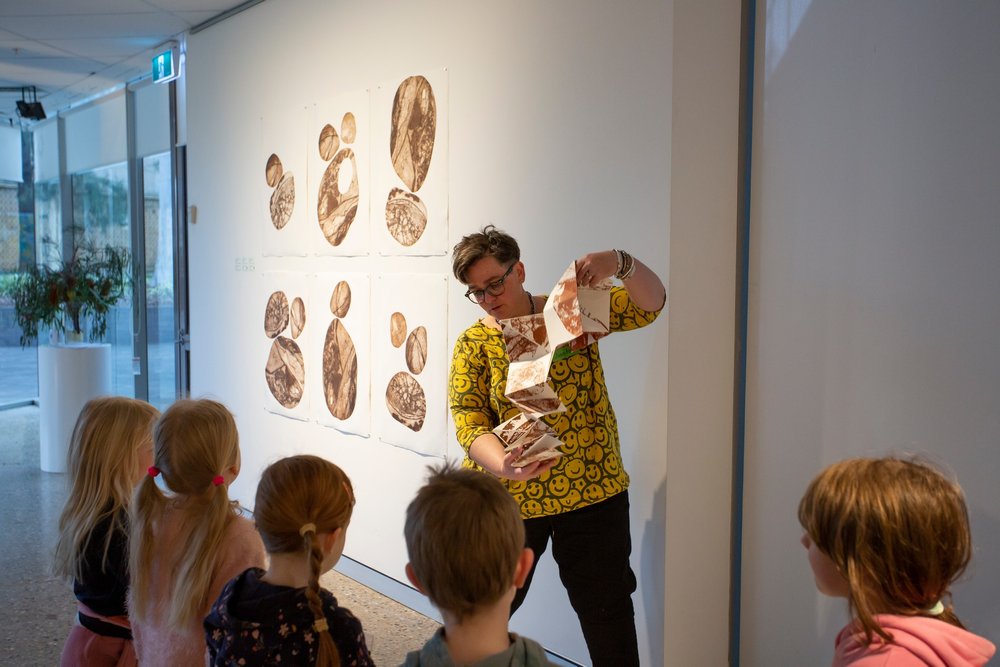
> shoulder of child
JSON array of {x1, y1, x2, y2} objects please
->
[
  {"x1": 511, "y1": 633, "x2": 558, "y2": 667},
  {"x1": 322, "y1": 593, "x2": 373, "y2": 665},
  {"x1": 219, "y1": 516, "x2": 267, "y2": 572}
]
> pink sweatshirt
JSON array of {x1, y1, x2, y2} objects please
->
[
  {"x1": 130, "y1": 507, "x2": 267, "y2": 667},
  {"x1": 834, "y1": 614, "x2": 996, "y2": 667}
]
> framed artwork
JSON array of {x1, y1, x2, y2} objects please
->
[
  {"x1": 261, "y1": 112, "x2": 309, "y2": 256},
  {"x1": 310, "y1": 272, "x2": 372, "y2": 436},
  {"x1": 307, "y1": 90, "x2": 372, "y2": 256},
  {"x1": 371, "y1": 273, "x2": 448, "y2": 454},
  {"x1": 371, "y1": 69, "x2": 449, "y2": 256},
  {"x1": 262, "y1": 271, "x2": 311, "y2": 419}
]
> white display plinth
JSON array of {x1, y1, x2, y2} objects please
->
[{"x1": 38, "y1": 343, "x2": 113, "y2": 473}]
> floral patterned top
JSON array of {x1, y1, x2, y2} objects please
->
[
  {"x1": 449, "y1": 286, "x2": 662, "y2": 518},
  {"x1": 204, "y1": 567, "x2": 373, "y2": 666}
]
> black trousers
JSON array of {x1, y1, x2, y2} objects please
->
[{"x1": 510, "y1": 491, "x2": 639, "y2": 667}]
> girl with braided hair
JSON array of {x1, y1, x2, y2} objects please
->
[
  {"x1": 205, "y1": 455, "x2": 373, "y2": 667},
  {"x1": 128, "y1": 399, "x2": 266, "y2": 666}
]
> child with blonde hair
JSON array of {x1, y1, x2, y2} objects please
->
[
  {"x1": 129, "y1": 398, "x2": 266, "y2": 666},
  {"x1": 53, "y1": 396, "x2": 159, "y2": 666},
  {"x1": 204, "y1": 454, "x2": 373, "y2": 666},
  {"x1": 402, "y1": 462, "x2": 554, "y2": 666},
  {"x1": 799, "y1": 457, "x2": 995, "y2": 666}
]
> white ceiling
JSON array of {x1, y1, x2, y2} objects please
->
[{"x1": 0, "y1": 0, "x2": 255, "y2": 126}]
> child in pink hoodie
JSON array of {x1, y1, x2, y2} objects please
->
[
  {"x1": 799, "y1": 457, "x2": 995, "y2": 667},
  {"x1": 128, "y1": 399, "x2": 266, "y2": 666}
]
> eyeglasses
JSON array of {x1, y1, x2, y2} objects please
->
[{"x1": 464, "y1": 263, "x2": 516, "y2": 304}]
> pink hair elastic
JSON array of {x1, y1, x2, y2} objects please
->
[
  {"x1": 212, "y1": 475, "x2": 225, "y2": 487},
  {"x1": 147, "y1": 466, "x2": 160, "y2": 477}
]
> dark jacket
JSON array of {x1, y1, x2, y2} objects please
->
[{"x1": 205, "y1": 567, "x2": 373, "y2": 666}]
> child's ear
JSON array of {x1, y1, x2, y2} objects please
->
[
  {"x1": 320, "y1": 527, "x2": 343, "y2": 555},
  {"x1": 513, "y1": 548, "x2": 535, "y2": 589},
  {"x1": 405, "y1": 563, "x2": 427, "y2": 594}
]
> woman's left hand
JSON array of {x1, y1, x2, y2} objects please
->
[{"x1": 575, "y1": 250, "x2": 618, "y2": 288}]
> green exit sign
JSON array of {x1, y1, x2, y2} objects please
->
[{"x1": 152, "y1": 47, "x2": 179, "y2": 84}]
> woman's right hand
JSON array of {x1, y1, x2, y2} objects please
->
[
  {"x1": 497, "y1": 446, "x2": 558, "y2": 481},
  {"x1": 470, "y1": 433, "x2": 558, "y2": 481}
]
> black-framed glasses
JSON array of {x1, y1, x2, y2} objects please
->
[{"x1": 464, "y1": 263, "x2": 516, "y2": 304}]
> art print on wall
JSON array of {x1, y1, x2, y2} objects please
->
[
  {"x1": 372, "y1": 273, "x2": 447, "y2": 454},
  {"x1": 307, "y1": 91, "x2": 371, "y2": 256},
  {"x1": 261, "y1": 112, "x2": 310, "y2": 256},
  {"x1": 372, "y1": 69, "x2": 449, "y2": 256},
  {"x1": 310, "y1": 273, "x2": 371, "y2": 436},
  {"x1": 262, "y1": 272, "x2": 311, "y2": 419}
]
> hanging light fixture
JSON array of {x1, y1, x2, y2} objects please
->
[{"x1": 15, "y1": 86, "x2": 46, "y2": 121}]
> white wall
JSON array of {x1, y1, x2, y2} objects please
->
[
  {"x1": 185, "y1": 0, "x2": 672, "y2": 663},
  {"x1": 665, "y1": 0, "x2": 742, "y2": 665},
  {"x1": 742, "y1": 1, "x2": 1000, "y2": 663}
]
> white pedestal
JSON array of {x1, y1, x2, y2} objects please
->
[{"x1": 38, "y1": 343, "x2": 113, "y2": 473}]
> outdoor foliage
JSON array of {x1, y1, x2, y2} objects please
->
[{"x1": 2, "y1": 244, "x2": 131, "y2": 347}]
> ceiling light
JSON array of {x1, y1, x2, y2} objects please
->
[{"x1": 15, "y1": 87, "x2": 46, "y2": 121}]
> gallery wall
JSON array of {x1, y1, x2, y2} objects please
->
[
  {"x1": 742, "y1": 1, "x2": 1000, "y2": 663},
  {"x1": 184, "y1": 0, "x2": 674, "y2": 663}
]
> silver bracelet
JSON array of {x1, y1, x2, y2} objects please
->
[{"x1": 616, "y1": 250, "x2": 636, "y2": 280}]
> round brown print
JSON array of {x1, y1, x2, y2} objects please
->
[
  {"x1": 385, "y1": 371, "x2": 426, "y2": 432},
  {"x1": 330, "y1": 281, "x2": 351, "y2": 318},
  {"x1": 340, "y1": 112, "x2": 357, "y2": 144},
  {"x1": 265, "y1": 336, "x2": 305, "y2": 408},
  {"x1": 318, "y1": 124, "x2": 340, "y2": 162},
  {"x1": 323, "y1": 319, "x2": 358, "y2": 420},
  {"x1": 389, "y1": 75, "x2": 436, "y2": 192},
  {"x1": 390, "y1": 312, "x2": 407, "y2": 348},
  {"x1": 270, "y1": 172, "x2": 295, "y2": 230},
  {"x1": 264, "y1": 291, "x2": 289, "y2": 338},
  {"x1": 317, "y1": 148, "x2": 358, "y2": 246},
  {"x1": 290, "y1": 297, "x2": 306, "y2": 339},
  {"x1": 405, "y1": 326, "x2": 428, "y2": 375},
  {"x1": 385, "y1": 187, "x2": 427, "y2": 247},
  {"x1": 265, "y1": 153, "x2": 283, "y2": 188}
]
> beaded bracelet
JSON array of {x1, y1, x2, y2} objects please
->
[{"x1": 614, "y1": 249, "x2": 637, "y2": 280}]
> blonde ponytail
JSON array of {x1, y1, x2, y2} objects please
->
[{"x1": 128, "y1": 399, "x2": 242, "y2": 628}]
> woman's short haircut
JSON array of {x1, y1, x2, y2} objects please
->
[{"x1": 451, "y1": 225, "x2": 520, "y2": 284}]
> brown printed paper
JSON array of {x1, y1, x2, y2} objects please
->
[{"x1": 493, "y1": 260, "x2": 612, "y2": 466}]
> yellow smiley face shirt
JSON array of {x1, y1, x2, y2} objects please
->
[{"x1": 448, "y1": 286, "x2": 663, "y2": 518}]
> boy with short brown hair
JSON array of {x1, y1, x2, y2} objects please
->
[{"x1": 402, "y1": 462, "x2": 554, "y2": 666}]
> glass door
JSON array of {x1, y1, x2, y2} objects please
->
[
  {"x1": 71, "y1": 163, "x2": 135, "y2": 398},
  {"x1": 141, "y1": 152, "x2": 176, "y2": 410}
]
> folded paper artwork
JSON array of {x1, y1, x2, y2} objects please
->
[{"x1": 494, "y1": 261, "x2": 611, "y2": 466}]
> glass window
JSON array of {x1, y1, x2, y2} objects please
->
[
  {"x1": 142, "y1": 152, "x2": 176, "y2": 410},
  {"x1": 34, "y1": 179, "x2": 60, "y2": 267},
  {"x1": 71, "y1": 163, "x2": 134, "y2": 397},
  {"x1": 0, "y1": 180, "x2": 38, "y2": 404}
]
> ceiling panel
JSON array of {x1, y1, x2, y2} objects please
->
[
  {"x1": 42, "y1": 36, "x2": 166, "y2": 62},
  {"x1": 0, "y1": 1, "x2": 165, "y2": 17},
  {"x1": 146, "y1": 0, "x2": 247, "y2": 12},
  {"x1": 0, "y1": 0, "x2": 251, "y2": 123},
  {"x1": 0, "y1": 40, "x2": 78, "y2": 59},
  {"x1": 0, "y1": 13, "x2": 191, "y2": 41}
]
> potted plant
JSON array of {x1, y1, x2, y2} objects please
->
[
  {"x1": 1, "y1": 242, "x2": 132, "y2": 473},
  {"x1": 4, "y1": 243, "x2": 131, "y2": 346}
]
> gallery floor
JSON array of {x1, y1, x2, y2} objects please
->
[{"x1": 0, "y1": 405, "x2": 440, "y2": 665}]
